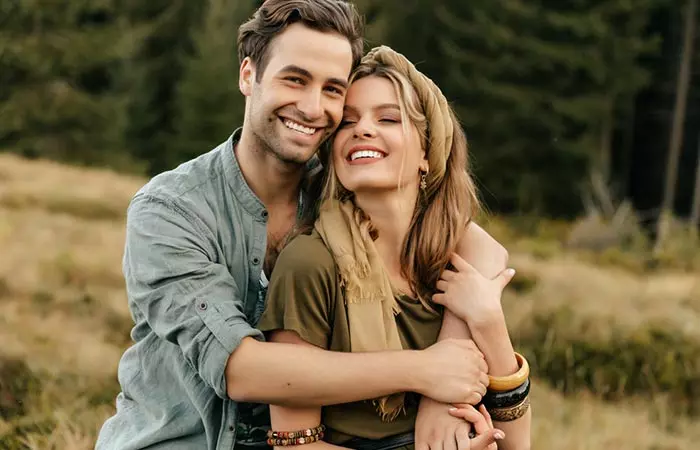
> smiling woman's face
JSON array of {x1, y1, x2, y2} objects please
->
[{"x1": 331, "y1": 75, "x2": 428, "y2": 194}]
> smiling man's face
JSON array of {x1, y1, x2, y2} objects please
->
[{"x1": 240, "y1": 22, "x2": 353, "y2": 166}]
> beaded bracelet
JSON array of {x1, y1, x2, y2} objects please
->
[
  {"x1": 487, "y1": 352, "x2": 530, "y2": 392},
  {"x1": 267, "y1": 424, "x2": 326, "y2": 440},
  {"x1": 488, "y1": 396, "x2": 530, "y2": 422},
  {"x1": 483, "y1": 377, "x2": 530, "y2": 409},
  {"x1": 267, "y1": 432, "x2": 325, "y2": 447}
]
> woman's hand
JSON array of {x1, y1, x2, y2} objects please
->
[
  {"x1": 450, "y1": 404, "x2": 504, "y2": 450},
  {"x1": 432, "y1": 253, "x2": 515, "y2": 327}
]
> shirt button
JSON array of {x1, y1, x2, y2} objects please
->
[
  {"x1": 197, "y1": 301, "x2": 208, "y2": 311},
  {"x1": 261, "y1": 210, "x2": 268, "y2": 219},
  {"x1": 228, "y1": 425, "x2": 235, "y2": 432},
  {"x1": 252, "y1": 257, "x2": 261, "y2": 265}
]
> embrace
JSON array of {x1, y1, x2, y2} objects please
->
[{"x1": 96, "y1": 1, "x2": 532, "y2": 449}]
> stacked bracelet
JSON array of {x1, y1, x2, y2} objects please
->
[
  {"x1": 483, "y1": 378, "x2": 530, "y2": 409},
  {"x1": 267, "y1": 425, "x2": 326, "y2": 446},
  {"x1": 487, "y1": 352, "x2": 529, "y2": 392},
  {"x1": 488, "y1": 397, "x2": 531, "y2": 422},
  {"x1": 484, "y1": 352, "x2": 531, "y2": 422}
]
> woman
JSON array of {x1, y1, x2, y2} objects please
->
[{"x1": 258, "y1": 46, "x2": 531, "y2": 450}]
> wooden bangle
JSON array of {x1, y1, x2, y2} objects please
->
[
  {"x1": 487, "y1": 352, "x2": 530, "y2": 392},
  {"x1": 488, "y1": 396, "x2": 530, "y2": 422}
]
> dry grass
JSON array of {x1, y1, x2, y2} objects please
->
[{"x1": 1, "y1": 153, "x2": 698, "y2": 449}]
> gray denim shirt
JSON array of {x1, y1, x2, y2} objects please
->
[{"x1": 96, "y1": 129, "x2": 316, "y2": 450}]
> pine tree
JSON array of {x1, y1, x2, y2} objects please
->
[
  {"x1": 169, "y1": 0, "x2": 256, "y2": 168},
  {"x1": 121, "y1": 0, "x2": 207, "y2": 175},
  {"x1": 433, "y1": 0, "x2": 661, "y2": 216},
  {"x1": 0, "y1": 0, "x2": 141, "y2": 168}
]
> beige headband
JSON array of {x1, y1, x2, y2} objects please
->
[{"x1": 359, "y1": 45, "x2": 454, "y2": 195}]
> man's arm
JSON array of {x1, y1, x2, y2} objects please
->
[{"x1": 126, "y1": 195, "x2": 486, "y2": 408}]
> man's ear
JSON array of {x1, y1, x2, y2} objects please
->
[{"x1": 239, "y1": 57, "x2": 255, "y2": 97}]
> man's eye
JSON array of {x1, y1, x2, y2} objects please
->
[
  {"x1": 286, "y1": 77, "x2": 304, "y2": 84},
  {"x1": 325, "y1": 86, "x2": 344, "y2": 95},
  {"x1": 339, "y1": 120, "x2": 355, "y2": 127}
]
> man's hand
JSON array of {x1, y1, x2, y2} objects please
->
[
  {"x1": 415, "y1": 397, "x2": 504, "y2": 450},
  {"x1": 415, "y1": 339, "x2": 489, "y2": 405}
]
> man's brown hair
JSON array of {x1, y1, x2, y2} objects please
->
[{"x1": 238, "y1": 0, "x2": 364, "y2": 81}]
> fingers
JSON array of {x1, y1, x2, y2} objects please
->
[
  {"x1": 479, "y1": 404, "x2": 494, "y2": 429},
  {"x1": 436, "y1": 279, "x2": 449, "y2": 292},
  {"x1": 432, "y1": 293, "x2": 446, "y2": 305},
  {"x1": 443, "y1": 427, "x2": 458, "y2": 450},
  {"x1": 469, "y1": 429, "x2": 505, "y2": 450},
  {"x1": 480, "y1": 372, "x2": 490, "y2": 391},
  {"x1": 495, "y1": 267, "x2": 516, "y2": 289},
  {"x1": 455, "y1": 424, "x2": 472, "y2": 450},
  {"x1": 448, "y1": 404, "x2": 484, "y2": 423},
  {"x1": 440, "y1": 269, "x2": 457, "y2": 282},
  {"x1": 478, "y1": 355, "x2": 488, "y2": 373},
  {"x1": 449, "y1": 253, "x2": 474, "y2": 273}
]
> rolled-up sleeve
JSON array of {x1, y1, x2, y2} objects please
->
[{"x1": 123, "y1": 194, "x2": 263, "y2": 399}]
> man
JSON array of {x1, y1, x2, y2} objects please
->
[{"x1": 96, "y1": 1, "x2": 508, "y2": 449}]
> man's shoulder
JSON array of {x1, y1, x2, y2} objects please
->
[{"x1": 137, "y1": 142, "x2": 228, "y2": 203}]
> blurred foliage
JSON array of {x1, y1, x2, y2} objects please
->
[
  {"x1": 517, "y1": 307, "x2": 700, "y2": 416},
  {"x1": 0, "y1": 0, "x2": 695, "y2": 219}
]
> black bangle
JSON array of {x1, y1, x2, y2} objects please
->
[{"x1": 483, "y1": 377, "x2": 530, "y2": 409}]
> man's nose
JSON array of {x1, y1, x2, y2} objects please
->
[{"x1": 296, "y1": 89, "x2": 324, "y2": 122}]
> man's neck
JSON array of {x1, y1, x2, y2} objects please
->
[{"x1": 235, "y1": 128, "x2": 304, "y2": 208}]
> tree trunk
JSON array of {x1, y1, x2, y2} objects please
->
[
  {"x1": 599, "y1": 100, "x2": 614, "y2": 183},
  {"x1": 655, "y1": 0, "x2": 698, "y2": 253},
  {"x1": 690, "y1": 135, "x2": 700, "y2": 237}
]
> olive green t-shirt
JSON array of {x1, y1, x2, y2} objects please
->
[{"x1": 257, "y1": 231, "x2": 442, "y2": 444}]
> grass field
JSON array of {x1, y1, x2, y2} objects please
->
[{"x1": 1, "y1": 153, "x2": 698, "y2": 449}]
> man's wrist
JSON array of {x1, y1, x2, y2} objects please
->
[{"x1": 393, "y1": 349, "x2": 425, "y2": 393}]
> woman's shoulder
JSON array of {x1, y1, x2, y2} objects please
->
[{"x1": 275, "y1": 230, "x2": 336, "y2": 276}]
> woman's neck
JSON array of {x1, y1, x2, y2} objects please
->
[{"x1": 353, "y1": 186, "x2": 420, "y2": 278}]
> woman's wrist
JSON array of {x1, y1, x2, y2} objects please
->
[{"x1": 468, "y1": 311, "x2": 519, "y2": 377}]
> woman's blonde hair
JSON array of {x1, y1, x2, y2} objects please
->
[{"x1": 321, "y1": 46, "x2": 481, "y2": 304}]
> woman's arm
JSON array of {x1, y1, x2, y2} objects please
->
[
  {"x1": 415, "y1": 221, "x2": 511, "y2": 449},
  {"x1": 434, "y1": 223, "x2": 532, "y2": 450}
]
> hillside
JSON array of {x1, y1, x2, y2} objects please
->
[{"x1": 0, "y1": 154, "x2": 698, "y2": 449}]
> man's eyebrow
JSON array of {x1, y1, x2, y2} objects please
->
[
  {"x1": 278, "y1": 65, "x2": 312, "y2": 78},
  {"x1": 328, "y1": 77, "x2": 349, "y2": 90},
  {"x1": 278, "y1": 65, "x2": 348, "y2": 89}
]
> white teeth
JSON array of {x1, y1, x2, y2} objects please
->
[
  {"x1": 283, "y1": 119, "x2": 316, "y2": 135},
  {"x1": 350, "y1": 150, "x2": 384, "y2": 161}
]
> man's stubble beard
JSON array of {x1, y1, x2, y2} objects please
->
[{"x1": 256, "y1": 115, "x2": 322, "y2": 167}]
